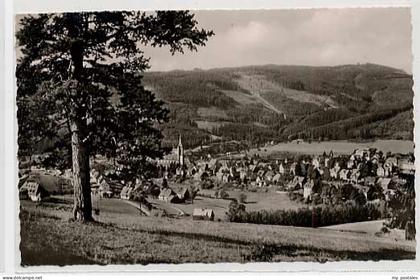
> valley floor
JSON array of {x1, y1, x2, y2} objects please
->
[{"x1": 19, "y1": 199, "x2": 415, "y2": 266}]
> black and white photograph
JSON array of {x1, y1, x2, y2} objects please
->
[{"x1": 14, "y1": 7, "x2": 416, "y2": 267}]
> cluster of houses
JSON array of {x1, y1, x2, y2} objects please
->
[
  {"x1": 19, "y1": 137, "x2": 415, "y2": 222},
  {"x1": 162, "y1": 147, "x2": 414, "y2": 202}
]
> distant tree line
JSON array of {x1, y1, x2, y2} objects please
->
[{"x1": 227, "y1": 201, "x2": 382, "y2": 228}]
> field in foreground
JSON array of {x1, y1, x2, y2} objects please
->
[{"x1": 20, "y1": 199, "x2": 415, "y2": 266}]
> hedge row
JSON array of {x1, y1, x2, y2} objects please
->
[{"x1": 229, "y1": 202, "x2": 382, "y2": 227}]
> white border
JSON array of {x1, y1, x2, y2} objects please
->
[
  {"x1": 0, "y1": 0, "x2": 6, "y2": 271},
  {"x1": 12, "y1": 0, "x2": 411, "y2": 13},
  {"x1": 2, "y1": 0, "x2": 419, "y2": 274}
]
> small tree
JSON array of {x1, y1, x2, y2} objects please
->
[
  {"x1": 387, "y1": 175, "x2": 415, "y2": 231},
  {"x1": 226, "y1": 200, "x2": 246, "y2": 222},
  {"x1": 367, "y1": 184, "x2": 385, "y2": 201},
  {"x1": 219, "y1": 189, "x2": 229, "y2": 199},
  {"x1": 189, "y1": 185, "x2": 199, "y2": 204},
  {"x1": 239, "y1": 193, "x2": 247, "y2": 204}
]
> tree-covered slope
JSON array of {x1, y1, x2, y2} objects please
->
[{"x1": 143, "y1": 63, "x2": 413, "y2": 148}]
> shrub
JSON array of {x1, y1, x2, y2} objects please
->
[
  {"x1": 219, "y1": 189, "x2": 230, "y2": 199},
  {"x1": 239, "y1": 193, "x2": 247, "y2": 204}
]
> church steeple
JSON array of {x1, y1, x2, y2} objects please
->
[{"x1": 177, "y1": 134, "x2": 184, "y2": 166}]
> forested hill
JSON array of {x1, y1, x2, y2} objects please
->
[{"x1": 143, "y1": 63, "x2": 413, "y2": 148}]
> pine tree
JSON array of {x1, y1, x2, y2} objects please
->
[{"x1": 16, "y1": 11, "x2": 214, "y2": 221}]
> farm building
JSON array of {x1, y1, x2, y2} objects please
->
[
  {"x1": 192, "y1": 208, "x2": 215, "y2": 221},
  {"x1": 24, "y1": 181, "x2": 50, "y2": 202}
]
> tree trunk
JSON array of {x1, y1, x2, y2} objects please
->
[
  {"x1": 66, "y1": 13, "x2": 93, "y2": 221},
  {"x1": 71, "y1": 118, "x2": 93, "y2": 222}
]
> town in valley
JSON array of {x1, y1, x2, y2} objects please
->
[{"x1": 16, "y1": 9, "x2": 416, "y2": 265}]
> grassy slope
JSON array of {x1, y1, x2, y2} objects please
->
[{"x1": 20, "y1": 200, "x2": 415, "y2": 266}]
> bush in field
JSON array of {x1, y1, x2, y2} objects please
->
[
  {"x1": 288, "y1": 191, "x2": 303, "y2": 201},
  {"x1": 387, "y1": 175, "x2": 415, "y2": 231},
  {"x1": 367, "y1": 184, "x2": 385, "y2": 201},
  {"x1": 201, "y1": 179, "x2": 214, "y2": 190},
  {"x1": 239, "y1": 193, "x2": 247, "y2": 204},
  {"x1": 219, "y1": 189, "x2": 230, "y2": 199},
  {"x1": 214, "y1": 190, "x2": 219, "y2": 198},
  {"x1": 226, "y1": 200, "x2": 246, "y2": 222}
]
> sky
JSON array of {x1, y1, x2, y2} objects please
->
[{"x1": 142, "y1": 8, "x2": 413, "y2": 73}]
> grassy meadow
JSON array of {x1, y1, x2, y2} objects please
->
[
  {"x1": 249, "y1": 139, "x2": 414, "y2": 157},
  {"x1": 20, "y1": 198, "x2": 415, "y2": 266}
]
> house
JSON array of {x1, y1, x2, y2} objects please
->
[
  {"x1": 178, "y1": 188, "x2": 191, "y2": 201},
  {"x1": 287, "y1": 176, "x2": 305, "y2": 190},
  {"x1": 385, "y1": 157, "x2": 398, "y2": 167},
  {"x1": 256, "y1": 176, "x2": 265, "y2": 187},
  {"x1": 289, "y1": 162, "x2": 297, "y2": 176},
  {"x1": 312, "y1": 158, "x2": 320, "y2": 169},
  {"x1": 364, "y1": 176, "x2": 377, "y2": 186},
  {"x1": 329, "y1": 164, "x2": 341, "y2": 179},
  {"x1": 239, "y1": 170, "x2": 248, "y2": 182},
  {"x1": 249, "y1": 165, "x2": 259, "y2": 173},
  {"x1": 120, "y1": 186, "x2": 132, "y2": 200},
  {"x1": 354, "y1": 148, "x2": 368, "y2": 159},
  {"x1": 158, "y1": 188, "x2": 177, "y2": 203},
  {"x1": 192, "y1": 208, "x2": 215, "y2": 221},
  {"x1": 303, "y1": 179, "x2": 315, "y2": 199},
  {"x1": 279, "y1": 163, "x2": 285, "y2": 174},
  {"x1": 257, "y1": 169, "x2": 266, "y2": 178},
  {"x1": 339, "y1": 169, "x2": 350, "y2": 181},
  {"x1": 222, "y1": 173, "x2": 230, "y2": 183},
  {"x1": 376, "y1": 164, "x2": 385, "y2": 177},
  {"x1": 264, "y1": 170, "x2": 275, "y2": 182},
  {"x1": 350, "y1": 169, "x2": 361, "y2": 183},
  {"x1": 90, "y1": 169, "x2": 101, "y2": 183},
  {"x1": 98, "y1": 178, "x2": 113, "y2": 198},
  {"x1": 24, "y1": 181, "x2": 49, "y2": 202},
  {"x1": 398, "y1": 159, "x2": 415, "y2": 175},
  {"x1": 272, "y1": 173, "x2": 282, "y2": 184},
  {"x1": 216, "y1": 170, "x2": 224, "y2": 181},
  {"x1": 377, "y1": 178, "x2": 392, "y2": 191}
]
